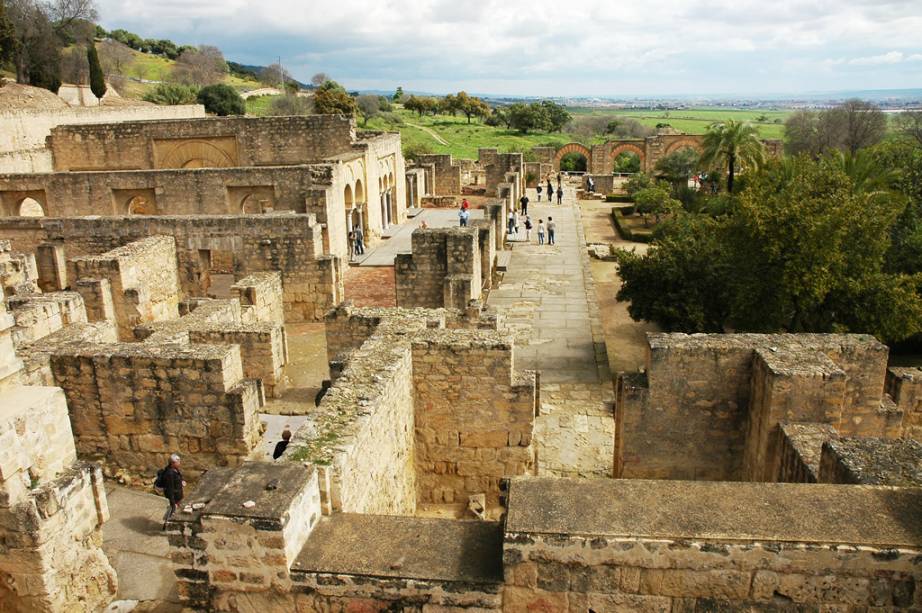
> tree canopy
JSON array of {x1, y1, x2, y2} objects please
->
[
  {"x1": 700, "y1": 120, "x2": 765, "y2": 193},
  {"x1": 313, "y1": 79, "x2": 356, "y2": 116}
]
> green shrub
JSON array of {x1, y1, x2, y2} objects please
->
[
  {"x1": 197, "y1": 83, "x2": 245, "y2": 116},
  {"x1": 143, "y1": 83, "x2": 199, "y2": 105},
  {"x1": 605, "y1": 194, "x2": 633, "y2": 203},
  {"x1": 620, "y1": 205, "x2": 635, "y2": 216},
  {"x1": 611, "y1": 210, "x2": 653, "y2": 243}
]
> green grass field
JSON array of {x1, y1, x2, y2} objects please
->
[{"x1": 570, "y1": 107, "x2": 790, "y2": 140}]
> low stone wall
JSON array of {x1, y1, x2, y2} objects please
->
[
  {"x1": 0, "y1": 214, "x2": 343, "y2": 322},
  {"x1": 886, "y1": 366, "x2": 922, "y2": 440},
  {"x1": 503, "y1": 477, "x2": 922, "y2": 611},
  {"x1": 819, "y1": 437, "x2": 922, "y2": 486},
  {"x1": 8, "y1": 290, "x2": 86, "y2": 346},
  {"x1": 775, "y1": 422, "x2": 838, "y2": 483},
  {"x1": 416, "y1": 154, "x2": 462, "y2": 195},
  {"x1": 395, "y1": 227, "x2": 482, "y2": 309}
]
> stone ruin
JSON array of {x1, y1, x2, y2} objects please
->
[{"x1": 0, "y1": 107, "x2": 919, "y2": 612}]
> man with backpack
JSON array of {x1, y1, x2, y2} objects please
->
[{"x1": 157, "y1": 453, "x2": 185, "y2": 530}]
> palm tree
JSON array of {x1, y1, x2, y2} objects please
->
[{"x1": 700, "y1": 120, "x2": 766, "y2": 193}]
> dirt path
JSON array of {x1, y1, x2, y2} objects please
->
[
  {"x1": 578, "y1": 198, "x2": 660, "y2": 375},
  {"x1": 406, "y1": 121, "x2": 449, "y2": 145}
]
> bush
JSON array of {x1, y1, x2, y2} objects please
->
[
  {"x1": 403, "y1": 141, "x2": 434, "y2": 162},
  {"x1": 143, "y1": 83, "x2": 199, "y2": 105},
  {"x1": 611, "y1": 209, "x2": 653, "y2": 243},
  {"x1": 267, "y1": 94, "x2": 312, "y2": 116},
  {"x1": 197, "y1": 84, "x2": 245, "y2": 116},
  {"x1": 620, "y1": 205, "x2": 635, "y2": 216},
  {"x1": 605, "y1": 194, "x2": 633, "y2": 203}
]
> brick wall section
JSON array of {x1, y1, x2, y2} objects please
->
[
  {"x1": 48, "y1": 115, "x2": 356, "y2": 171},
  {"x1": 70, "y1": 235, "x2": 180, "y2": 340},
  {"x1": 616, "y1": 333, "x2": 897, "y2": 481},
  {"x1": 0, "y1": 214, "x2": 343, "y2": 322},
  {"x1": 395, "y1": 227, "x2": 482, "y2": 309},
  {"x1": 0, "y1": 385, "x2": 117, "y2": 612},
  {"x1": 416, "y1": 154, "x2": 462, "y2": 195},
  {"x1": 413, "y1": 337, "x2": 536, "y2": 507},
  {"x1": 503, "y1": 477, "x2": 922, "y2": 612},
  {"x1": 48, "y1": 342, "x2": 262, "y2": 476}
]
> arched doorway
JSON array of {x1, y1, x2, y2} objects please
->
[
  {"x1": 610, "y1": 143, "x2": 646, "y2": 174},
  {"x1": 559, "y1": 152, "x2": 588, "y2": 172},
  {"x1": 553, "y1": 143, "x2": 592, "y2": 171},
  {"x1": 18, "y1": 197, "x2": 45, "y2": 217}
]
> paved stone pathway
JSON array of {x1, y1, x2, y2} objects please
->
[{"x1": 487, "y1": 184, "x2": 615, "y2": 478}]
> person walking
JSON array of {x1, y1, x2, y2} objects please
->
[
  {"x1": 537, "y1": 219, "x2": 546, "y2": 245},
  {"x1": 547, "y1": 181, "x2": 554, "y2": 205},
  {"x1": 459, "y1": 206, "x2": 470, "y2": 227},
  {"x1": 519, "y1": 193, "x2": 529, "y2": 216},
  {"x1": 159, "y1": 453, "x2": 184, "y2": 529},
  {"x1": 557, "y1": 172, "x2": 562, "y2": 189},
  {"x1": 547, "y1": 216, "x2": 556, "y2": 245},
  {"x1": 354, "y1": 226, "x2": 365, "y2": 255},
  {"x1": 347, "y1": 230, "x2": 355, "y2": 260},
  {"x1": 556, "y1": 186, "x2": 564, "y2": 205},
  {"x1": 461, "y1": 198, "x2": 470, "y2": 211},
  {"x1": 524, "y1": 216, "x2": 533, "y2": 241},
  {"x1": 536, "y1": 184, "x2": 543, "y2": 202},
  {"x1": 507, "y1": 209, "x2": 517, "y2": 238},
  {"x1": 273, "y1": 429, "x2": 292, "y2": 460}
]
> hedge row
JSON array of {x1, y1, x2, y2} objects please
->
[
  {"x1": 611, "y1": 208, "x2": 654, "y2": 244},
  {"x1": 605, "y1": 194, "x2": 633, "y2": 203}
]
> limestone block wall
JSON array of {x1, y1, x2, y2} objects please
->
[
  {"x1": 0, "y1": 298, "x2": 23, "y2": 387},
  {"x1": 416, "y1": 154, "x2": 462, "y2": 195},
  {"x1": 395, "y1": 227, "x2": 483, "y2": 309},
  {"x1": 479, "y1": 149, "x2": 525, "y2": 194},
  {"x1": 16, "y1": 321, "x2": 117, "y2": 386},
  {"x1": 502, "y1": 478, "x2": 922, "y2": 612},
  {"x1": 412, "y1": 335, "x2": 536, "y2": 508},
  {"x1": 167, "y1": 463, "x2": 322, "y2": 611},
  {"x1": 886, "y1": 366, "x2": 922, "y2": 440},
  {"x1": 819, "y1": 437, "x2": 922, "y2": 486},
  {"x1": 48, "y1": 342, "x2": 262, "y2": 475},
  {"x1": 616, "y1": 333, "x2": 894, "y2": 481},
  {"x1": 34, "y1": 242, "x2": 67, "y2": 291},
  {"x1": 0, "y1": 214, "x2": 343, "y2": 322},
  {"x1": 0, "y1": 104, "x2": 204, "y2": 173},
  {"x1": 70, "y1": 235, "x2": 180, "y2": 340},
  {"x1": 0, "y1": 385, "x2": 117, "y2": 612},
  {"x1": 48, "y1": 115, "x2": 356, "y2": 171},
  {"x1": 775, "y1": 422, "x2": 838, "y2": 483},
  {"x1": 232, "y1": 272, "x2": 285, "y2": 326},
  {"x1": 189, "y1": 326, "x2": 287, "y2": 398},
  {"x1": 8, "y1": 291, "x2": 86, "y2": 347}
]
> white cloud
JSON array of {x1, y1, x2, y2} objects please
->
[{"x1": 95, "y1": 0, "x2": 922, "y2": 95}]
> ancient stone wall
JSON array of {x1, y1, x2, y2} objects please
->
[
  {"x1": 819, "y1": 437, "x2": 922, "y2": 486},
  {"x1": 479, "y1": 149, "x2": 525, "y2": 194},
  {"x1": 48, "y1": 115, "x2": 356, "y2": 171},
  {"x1": 886, "y1": 366, "x2": 922, "y2": 440},
  {"x1": 8, "y1": 291, "x2": 86, "y2": 346},
  {"x1": 616, "y1": 333, "x2": 895, "y2": 481},
  {"x1": 0, "y1": 385, "x2": 117, "y2": 612},
  {"x1": 503, "y1": 477, "x2": 922, "y2": 612},
  {"x1": 395, "y1": 227, "x2": 482, "y2": 310},
  {"x1": 775, "y1": 422, "x2": 838, "y2": 483},
  {"x1": 413, "y1": 337, "x2": 536, "y2": 508},
  {"x1": 47, "y1": 342, "x2": 262, "y2": 475},
  {"x1": 0, "y1": 164, "x2": 330, "y2": 218},
  {"x1": 0, "y1": 214, "x2": 343, "y2": 322},
  {"x1": 70, "y1": 235, "x2": 180, "y2": 340},
  {"x1": 0, "y1": 104, "x2": 205, "y2": 173},
  {"x1": 416, "y1": 154, "x2": 462, "y2": 195}
]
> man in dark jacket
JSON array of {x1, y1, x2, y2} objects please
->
[{"x1": 161, "y1": 453, "x2": 184, "y2": 529}]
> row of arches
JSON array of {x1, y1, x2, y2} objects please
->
[{"x1": 551, "y1": 139, "x2": 704, "y2": 173}]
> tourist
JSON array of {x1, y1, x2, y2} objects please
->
[
  {"x1": 347, "y1": 230, "x2": 355, "y2": 260},
  {"x1": 557, "y1": 172, "x2": 562, "y2": 188},
  {"x1": 273, "y1": 429, "x2": 292, "y2": 460},
  {"x1": 537, "y1": 219, "x2": 546, "y2": 245},
  {"x1": 525, "y1": 216, "x2": 533, "y2": 241},
  {"x1": 354, "y1": 227, "x2": 365, "y2": 255},
  {"x1": 461, "y1": 198, "x2": 470, "y2": 210},
  {"x1": 547, "y1": 216, "x2": 556, "y2": 245},
  {"x1": 557, "y1": 186, "x2": 564, "y2": 205},
  {"x1": 508, "y1": 209, "x2": 516, "y2": 236},
  {"x1": 159, "y1": 453, "x2": 184, "y2": 530},
  {"x1": 459, "y1": 206, "x2": 470, "y2": 227},
  {"x1": 519, "y1": 193, "x2": 529, "y2": 216},
  {"x1": 536, "y1": 184, "x2": 542, "y2": 202},
  {"x1": 547, "y1": 181, "x2": 554, "y2": 205},
  {"x1": 587, "y1": 177, "x2": 595, "y2": 193}
]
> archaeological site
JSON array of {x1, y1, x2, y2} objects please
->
[{"x1": 0, "y1": 74, "x2": 920, "y2": 613}]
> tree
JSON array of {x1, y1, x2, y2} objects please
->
[
  {"x1": 833, "y1": 99, "x2": 887, "y2": 155},
  {"x1": 6, "y1": 0, "x2": 64, "y2": 90},
  {"x1": 403, "y1": 141, "x2": 434, "y2": 162},
  {"x1": 633, "y1": 184, "x2": 680, "y2": 225},
  {"x1": 97, "y1": 38, "x2": 133, "y2": 76},
  {"x1": 784, "y1": 101, "x2": 887, "y2": 156},
  {"x1": 47, "y1": 0, "x2": 96, "y2": 36},
  {"x1": 700, "y1": 120, "x2": 765, "y2": 193},
  {"x1": 313, "y1": 79, "x2": 356, "y2": 115},
  {"x1": 393, "y1": 86, "x2": 403, "y2": 101},
  {"x1": 0, "y1": 0, "x2": 18, "y2": 73},
  {"x1": 613, "y1": 151, "x2": 641, "y2": 173},
  {"x1": 624, "y1": 173, "x2": 654, "y2": 197},
  {"x1": 654, "y1": 147, "x2": 700, "y2": 192},
  {"x1": 540, "y1": 100, "x2": 571, "y2": 132},
  {"x1": 267, "y1": 93, "x2": 313, "y2": 116},
  {"x1": 456, "y1": 91, "x2": 490, "y2": 124},
  {"x1": 86, "y1": 41, "x2": 104, "y2": 97},
  {"x1": 143, "y1": 82, "x2": 198, "y2": 105},
  {"x1": 894, "y1": 111, "x2": 922, "y2": 147},
  {"x1": 507, "y1": 102, "x2": 543, "y2": 133},
  {"x1": 310, "y1": 72, "x2": 329, "y2": 87},
  {"x1": 173, "y1": 45, "x2": 226, "y2": 86},
  {"x1": 58, "y1": 44, "x2": 87, "y2": 82},
  {"x1": 355, "y1": 94, "x2": 380, "y2": 126},
  {"x1": 196, "y1": 83, "x2": 244, "y2": 116},
  {"x1": 259, "y1": 62, "x2": 290, "y2": 88}
]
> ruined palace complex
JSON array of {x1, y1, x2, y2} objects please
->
[{"x1": 0, "y1": 90, "x2": 920, "y2": 613}]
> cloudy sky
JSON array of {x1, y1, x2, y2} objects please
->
[{"x1": 96, "y1": 0, "x2": 922, "y2": 97}]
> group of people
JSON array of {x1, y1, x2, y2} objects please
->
[
  {"x1": 536, "y1": 173, "x2": 565, "y2": 205},
  {"x1": 506, "y1": 209, "x2": 556, "y2": 245},
  {"x1": 347, "y1": 227, "x2": 365, "y2": 259}
]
